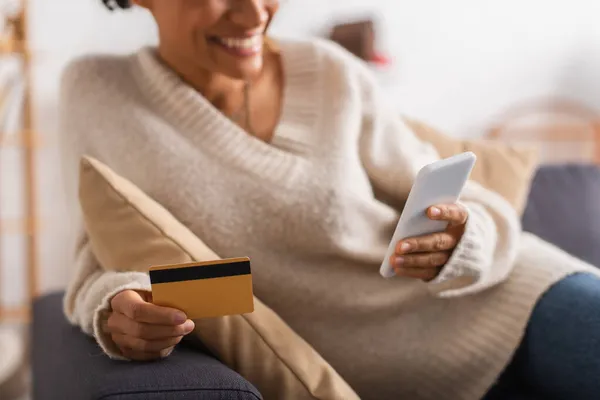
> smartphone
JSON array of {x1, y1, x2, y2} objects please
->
[{"x1": 379, "y1": 152, "x2": 477, "y2": 278}]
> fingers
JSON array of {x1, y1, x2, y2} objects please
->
[
  {"x1": 111, "y1": 290, "x2": 188, "y2": 325},
  {"x1": 106, "y1": 312, "x2": 195, "y2": 340},
  {"x1": 107, "y1": 314, "x2": 193, "y2": 360},
  {"x1": 392, "y1": 251, "x2": 451, "y2": 270},
  {"x1": 389, "y1": 203, "x2": 465, "y2": 282},
  {"x1": 107, "y1": 312, "x2": 192, "y2": 360},
  {"x1": 107, "y1": 290, "x2": 194, "y2": 361},
  {"x1": 113, "y1": 333, "x2": 183, "y2": 354},
  {"x1": 428, "y1": 203, "x2": 468, "y2": 226},
  {"x1": 396, "y1": 232, "x2": 458, "y2": 255},
  {"x1": 390, "y1": 251, "x2": 451, "y2": 282}
]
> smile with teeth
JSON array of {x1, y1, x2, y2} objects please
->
[{"x1": 212, "y1": 35, "x2": 263, "y2": 56}]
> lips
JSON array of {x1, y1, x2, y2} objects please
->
[{"x1": 209, "y1": 35, "x2": 263, "y2": 56}]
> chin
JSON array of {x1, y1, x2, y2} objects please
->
[{"x1": 225, "y1": 61, "x2": 264, "y2": 81}]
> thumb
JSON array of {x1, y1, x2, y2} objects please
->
[
  {"x1": 111, "y1": 289, "x2": 187, "y2": 325},
  {"x1": 110, "y1": 289, "x2": 149, "y2": 313}
]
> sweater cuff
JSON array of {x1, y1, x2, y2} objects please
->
[
  {"x1": 92, "y1": 272, "x2": 152, "y2": 361},
  {"x1": 428, "y1": 202, "x2": 497, "y2": 296}
]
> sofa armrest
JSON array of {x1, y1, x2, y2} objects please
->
[{"x1": 32, "y1": 292, "x2": 262, "y2": 400}]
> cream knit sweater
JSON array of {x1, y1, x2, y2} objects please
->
[{"x1": 59, "y1": 38, "x2": 597, "y2": 400}]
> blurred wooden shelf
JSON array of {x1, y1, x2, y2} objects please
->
[
  {"x1": 1, "y1": 217, "x2": 41, "y2": 235},
  {"x1": 0, "y1": 10, "x2": 29, "y2": 57},
  {"x1": 0, "y1": 2, "x2": 40, "y2": 322},
  {"x1": 0, "y1": 37, "x2": 27, "y2": 56},
  {"x1": 0, "y1": 304, "x2": 30, "y2": 323},
  {"x1": 0, "y1": 131, "x2": 43, "y2": 147}
]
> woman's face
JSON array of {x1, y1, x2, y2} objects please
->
[{"x1": 135, "y1": 0, "x2": 279, "y2": 80}]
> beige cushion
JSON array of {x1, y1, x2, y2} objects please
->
[
  {"x1": 79, "y1": 156, "x2": 359, "y2": 400},
  {"x1": 405, "y1": 117, "x2": 539, "y2": 214}
]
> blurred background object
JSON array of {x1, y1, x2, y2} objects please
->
[
  {"x1": 0, "y1": 0, "x2": 35, "y2": 398},
  {"x1": 0, "y1": 0, "x2": 36, "y2": 324},
  {"x1": 487, "y1": 97, "x2": 600, "y2": 165},
  {"x1": 328, "y1": 18, "x2": 392, "y2": 67},
  {"x1": 329, "y1": 19, "x2": 376, "y2": 61}
]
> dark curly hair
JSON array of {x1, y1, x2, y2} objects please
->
[{"x1": 102, "y1": 0, "x2": 131, "y2": 10}]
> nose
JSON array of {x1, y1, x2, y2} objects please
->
[{"x1": 229, "y1": 0, "x2": 269, "y2": 29}]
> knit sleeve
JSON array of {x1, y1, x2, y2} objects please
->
[
  {"x1": 354, "y1": 60, "x2": 521, "y2": 298},
  {"x1": 58, "y1": 59, "x2": 152, "y2": 359},
  {"x1": 62, "y1": 236, "x2": 152, "y2": 360}
]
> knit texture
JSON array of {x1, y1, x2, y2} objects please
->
[{"x1": 58, "y1": 38, "x2": 597, "y2": 400}]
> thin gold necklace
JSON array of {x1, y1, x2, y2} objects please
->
[{"x1": 229, "y1": 81, "x2": 254, "y2": 136}]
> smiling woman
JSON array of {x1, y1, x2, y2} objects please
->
[
  {"x1": 104, "y1": 0, "x2": 279, "y2": 79},
  {"x1": 58, "y1": 0, "x2": 600, "y2": 399},
  {"x1": 106, "y1": 0, "x2": 283, "y2": 141}
]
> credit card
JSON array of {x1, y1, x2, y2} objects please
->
[{"x1": 149, "y1": 257, "x2": 254, "y2": 319}]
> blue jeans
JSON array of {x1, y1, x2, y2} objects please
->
[{"x1": 484, "y1": 273, "x2": 600, "y2": 400}]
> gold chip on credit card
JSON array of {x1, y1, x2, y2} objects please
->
[{"x1": 149, "y1": 257, "x2": 254, "y2": 319}]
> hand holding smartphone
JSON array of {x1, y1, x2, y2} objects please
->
[{"x1": 379, "y1": 152, "x2": 477, "y2": 279}]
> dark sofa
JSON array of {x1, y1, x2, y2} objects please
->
[
  {"x1": 32, "y1": 294, "x2": 261, "y2": 400},
  {"x1": 31, "y1": 164, "x2": 600, "y2": 400}
]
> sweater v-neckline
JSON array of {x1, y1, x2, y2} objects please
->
[{"x1": 132, "y1": 39, "x2": 323, "y2": 184}]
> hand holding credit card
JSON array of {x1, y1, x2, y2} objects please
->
[{"x1": 149, "y1": 257, "x2": 255, "y2": 319}]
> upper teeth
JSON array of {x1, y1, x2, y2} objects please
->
[{"x1": 218, "y1": 36, "x2": 262, "y2": 50}]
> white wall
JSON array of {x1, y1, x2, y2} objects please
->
[
  {"x1": 274, "y1": 0, "x2": 600, "y2": 136},
  {"x1": 5, "y1": 0, "x2": 600, "y2": 299}
]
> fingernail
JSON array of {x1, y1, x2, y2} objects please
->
[
  {"x1": 430, "y1": 207, "x2": 441, "y2": 218},
  {"x1": 183, "y1": 320, "x2": 195, "y2": 332},
  {"x1": 174, "y1": 312, "x2": 187, "y2": 324},
  {"x1": 395, "y1": 257, "x2": 405, "y2": 267},
  {"x1": 400, "y1": 243, "x2": 411, "y2": 253}
]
